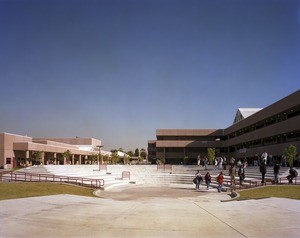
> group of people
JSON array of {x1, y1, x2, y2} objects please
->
[
  {"x1": 194, "y1": 170, "x2": 224, "y2": 192},
  {"x1": 214, "y1": 157, "x2": 228, "y2": 170},
  {"x1": 259, "y1": 151, "x2": 298, "y2": 184},
  {"x1": 194, "y1": 170, "x2": 212, "y2": 191},
  {"x1": 194, "y1": 151, "x2": 298, "y2": 192}
]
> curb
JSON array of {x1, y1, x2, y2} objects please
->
[{"x1": 221, "y1": 190, "x2": 240, "y2": 202}]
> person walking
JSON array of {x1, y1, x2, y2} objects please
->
[
  {"x1": 197, "y1": 154, "x2": 201, "y2": 166},
  {"x1": 216, "y1": 171, "x2": 224, "y2": 193},
  {"x1": 261, "y1": 152, "x2": 268, "y2": 165},
  {"x1": 194, "y1": 170, "x2": 203, "y2": 190},
  {"x1": 260, "y1": 156, "x2": 267, "y2": 184},
  {"x1": 238, "y1": 163, "x2": 245, "y2": 186},
  {"x1": 253, "y1": 154, "x2": 259, "y2": 166},
  {"x1": 204, "y1": 157, "x2": 209, "y2": 170},
  {"x1": 223, "y1": 156, "x2": 227, "y2": 170},
  {"x1": 204, "y1": 172, "x2": 211, "y2": 190},
  {"x1": 273, "y1": 162, "x2": 280, "y2": 184},
  {"x1": 229, "y1": 164, "x2": 236, "y2": 187},
  {"x1": 218, "y1": 157, "x2": 223, "y2": 170},
  {"x1": 214, "y1": 158, "x2": 218, "y2": 170}
]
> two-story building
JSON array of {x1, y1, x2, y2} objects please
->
[{"x1": 148, "y1": 90, "x2": 300, "y2": 164}]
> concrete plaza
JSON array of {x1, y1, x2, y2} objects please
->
[{"x1": 1, "y1": 183, "x2": 300, "y2": 238}]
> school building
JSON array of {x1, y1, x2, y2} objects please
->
[
  {"x1": 0, "y1": 134, "x2": 103, "y2": 169},
  {"x1": 148, "y1": 90, "x2": 300, "y2": 164}
]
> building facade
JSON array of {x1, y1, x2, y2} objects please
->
[
  {"x1": 148, "y1": 90, "x2": 300, "y2": 164},
  {"x1": 0, "y1": 133, "x2": 102, "y2": 169}
]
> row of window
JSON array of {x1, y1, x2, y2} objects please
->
[
  {"x1": 155, "y1": 131, "x2": 299, "y2": 155},
  {"x1": 227, "y1": 106, "x2": 299, "y2": 139},
  {"x1": 156, "y1": 136, "x2": 220, "y2": 141}
]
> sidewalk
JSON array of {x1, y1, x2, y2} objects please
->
[{"x1": 1, "y1": 184, "x2": 300, "y2": 238}]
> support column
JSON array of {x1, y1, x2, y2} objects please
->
[
  {"x1": 79, "y1": 155, "x2": 82, "y2": 165},
  {"x1": 54, "y1": 153, "x2": 57, "y2": 165},
  {"x1": 41, "y1": 152, "x2": 45, "y2": 165},
  {"x1": 85, "y1": 155, "x2": 88, "y2": 164},
  {"x1": 25, "y1": 150, "x2": 30, "y2": 166},
  {"x1": 72, "y1": 154, "x2": 75, "y2": 165}
]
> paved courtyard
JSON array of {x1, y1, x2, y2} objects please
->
[{"x1": 1, "y1": 183, "x2": 300, "y2": 238}]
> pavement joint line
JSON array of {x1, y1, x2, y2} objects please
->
[{"x1": 193, "y1": 201, "x2": 248, "y2": 238}]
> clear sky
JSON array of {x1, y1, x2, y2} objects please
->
[{"x1": 0, "y1": 0, "x2": 299, "y2": 152}]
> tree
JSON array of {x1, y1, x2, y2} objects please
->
[
  {"x1": 122, "y1": 155, "x2": 130, "y2": 164},
  {"x1": 62, "y1": 150, "x2": 72, "y2": 164},
  {"x1": 127, "y1": 150, "x2": 134, "y2": 157},
  {"x1": 31, "y1": 151, "x2": 42, "y2": 165},
  {"x1": 140, "y1": 148, "x2": 147, "y2": 160},
  {"x1": 103, "y1": 154, "x2": 110, "y2": 164},
  {"x1": 156, "y1": 158, "x2": 165, "y2": 165},
  {"x1": 138, "y1": 156, "x2": 143, "y2": 164},
  {"x1": 284, "y1": 145, "x2": 297, "y2": 167},
  {"x1": 207, "y1": 147, "x2": 215, "y2": 165},
  {"x1": 111, "y1": 151, "x2": 120, "y2": 164},
  {"x1": 90, "y1": 154, "x2": 98, "y2": 164},
  {"x1": 134, "y1": 148, "x2": 140, "y2": 156}
]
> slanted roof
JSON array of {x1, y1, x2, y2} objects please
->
[{"x1": 233, "y1": 108, "x2": 263, "y2": 124}]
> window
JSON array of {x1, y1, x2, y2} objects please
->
[{"x1": 6, "y1": 158, "x2": 11, "y2": 164}]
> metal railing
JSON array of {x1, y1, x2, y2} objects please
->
[{"x1": 0, "y1": 171, "x2": 104, "y2": 188}]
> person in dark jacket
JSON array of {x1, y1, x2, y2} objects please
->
[
  {"x1": 287, "y1": 167, "x2": 298, "y2": 184},
  {"x1": 273, "y1": 162, "x2": 280, "y2": 184},
  {"x1": 194, "y1": 170, "x2": 203, "y2": 190},
  {"x1": 204, "y1": 172, "x2": 211, "y2": 190},
  {"x1": 260, "y1": 157, "x2": 267, "y2": 184}
]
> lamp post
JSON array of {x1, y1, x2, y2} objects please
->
[{"x1": 96, "y1": 145, "x2": 103, "y2": 170}]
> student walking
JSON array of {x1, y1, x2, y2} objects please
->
[
  {"x1": 216, "y1": 171, "x2": 224, "y2": 193},
  {"x1": 273, "y1": 162, "x2": 280, "y2": 184},
  {"x1": 229, "y1": 164, "x2": 236, "y2": 187},
  {"x1": 204, "y1": 157, "x2": 209, "y2": 170},
  {"x1": 194, "y1": 170, "x2": 203, "y2": 190},
  {"x1": 260, "y1": 154, "x2": 267, "y2": 184},
  {"x1": 205, "y1": 172, "x2": 211, "y2": 190},
  {"x1": 238, "y1": 163, "x2": 245, "y2": 186},
  {"x1": 214, "y1": 158, "x2": 218, "y2": 170}
]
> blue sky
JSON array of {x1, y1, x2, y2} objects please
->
[{"x1": 0, "y1": 0, "x2": 299, "y2": 151}]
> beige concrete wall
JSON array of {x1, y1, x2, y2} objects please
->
[
  {"x1": 34, "y1": 137, "x2": 102, "y2": 147},
  {"x1": 0, "y1": 133, "x2": 32, "y2": 168},
  {"x1": 0, "y1": 133, "x2": 101, "y2": 168},
  {"x1": 32, "y1": 139, "x2": 79, "y2": 149}
]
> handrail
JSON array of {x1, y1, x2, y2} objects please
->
[{"x1": 0, "y1": 171, "x2": 104, "y2": 188}]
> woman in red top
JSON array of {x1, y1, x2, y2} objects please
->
[{"x1": 217, "y1": 171, "x2": 224, "y2": 193}]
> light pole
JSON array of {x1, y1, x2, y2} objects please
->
[{"x1": 96, "y1": 145, "x2": 103, "y2": 170}]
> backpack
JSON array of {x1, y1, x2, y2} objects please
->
[{"x1": 293, "y1": 169, "x2": 298, "y2": 177}]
